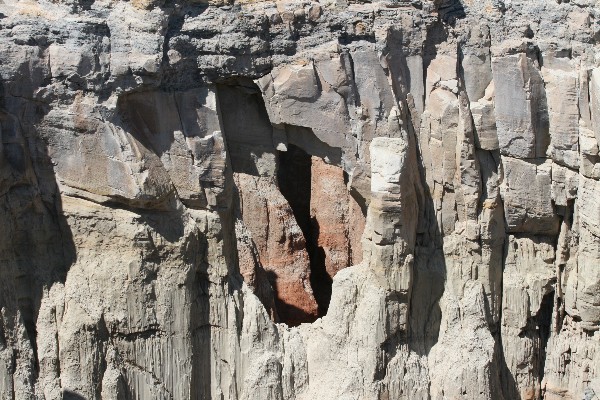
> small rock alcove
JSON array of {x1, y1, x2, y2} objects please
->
[
  {"x1": 277, "y1": 142, "x2": 366, "y2": 319},
  {"x1": 217, "y1": 81, "x2": 365, "y2": 325}
]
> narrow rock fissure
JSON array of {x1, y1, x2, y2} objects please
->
[
  {"x1": 277, "y1": 144, "x2": 313, "y2": 247},
  {"x1": 277, "y1": 144, "x2": 332, "y2": 317},
  {"x1": 537, "y1": 290, "x2": 555, "y2": 385},
  {"x1": 277, "y1": 143, "x2": 366, "y2": 319}
]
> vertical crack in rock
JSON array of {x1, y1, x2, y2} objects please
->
[
  {"x1": 218, "y1": 77, "x2": 365, "y2": 324},
  {"x1": 278, "y1": 144, "x2": 366, "y2": 317},
  {"x1": 308, "y1": 156, "x2": 366, "y2": 315},
  {"x1": 277, "y1": 144, "x2": 312, "y2": 249},
  {"x1": 219, "y1": 80, "x2": 319, "y2": 326},
  {"x1": 537, "y1": 290, "x2": 555, "y2": 385},
  {"x1": 277, "y1": 144, "x2": 319, "y2": 318}
]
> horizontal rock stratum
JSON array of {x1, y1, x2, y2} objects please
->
[{"x1": 0, "y1": 0, "x2": 599, "y2": 399}]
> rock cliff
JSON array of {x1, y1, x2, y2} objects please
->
[{"x1": 0, "y1": 0, "x2": 599, "y2": 399}]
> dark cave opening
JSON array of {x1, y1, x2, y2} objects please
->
[
  {"x1": 217, "y1": 79, "x2": 365, "y2": 324},
  {"x1": 277, "y1": 144, "x2": 333, "y2": 317},
  {"x1": 277, "y1": 144, "x2": 313, "y2": 243},
  {"x1": 537, "y1": 290, "x2": 555, "y2": 383}
]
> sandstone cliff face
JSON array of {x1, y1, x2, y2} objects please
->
[{"x1": 0, "y1": 0, "x2": 599, "y2": 399}]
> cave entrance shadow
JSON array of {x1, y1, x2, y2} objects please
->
[
  {"x1": 307, "y1": 220, "x2": 333, "y2": 317},
  {"x1": 62, "y1": 390, "x2": 87, "y2": 400},
  {"x1": 217, "y1": 77, "x2": 363, "y2": 326},
  {"x1": 276, "y1": 143, "x2": 347, "y2": 319}
]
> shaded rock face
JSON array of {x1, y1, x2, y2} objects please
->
[{"x1": 0, "y1": 0, "x2": 599, "y2": 399}]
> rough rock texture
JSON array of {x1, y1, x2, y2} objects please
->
[{"x1": 0, "y1": 0, "x2": 599, "y2": 399}]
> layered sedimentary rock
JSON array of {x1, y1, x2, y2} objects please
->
[{"x1": 0, "y1": 0, "x2": 599, "y2": 399}]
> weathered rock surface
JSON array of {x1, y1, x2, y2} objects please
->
[{"x1": 0, "y1": 0, "x2": 599, "y2": 399}]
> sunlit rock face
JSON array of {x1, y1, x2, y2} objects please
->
[{"x1": 0, "y1": 0, "x2": 599, "y2": 399}]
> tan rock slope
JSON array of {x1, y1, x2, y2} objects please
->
[{"x1": 0, "y1": 0, "x2": 598, "y2": 399}]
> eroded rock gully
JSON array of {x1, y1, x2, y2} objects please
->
[{"x1": 0, "y1": 0, "x2": 599, "y2": 399}]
